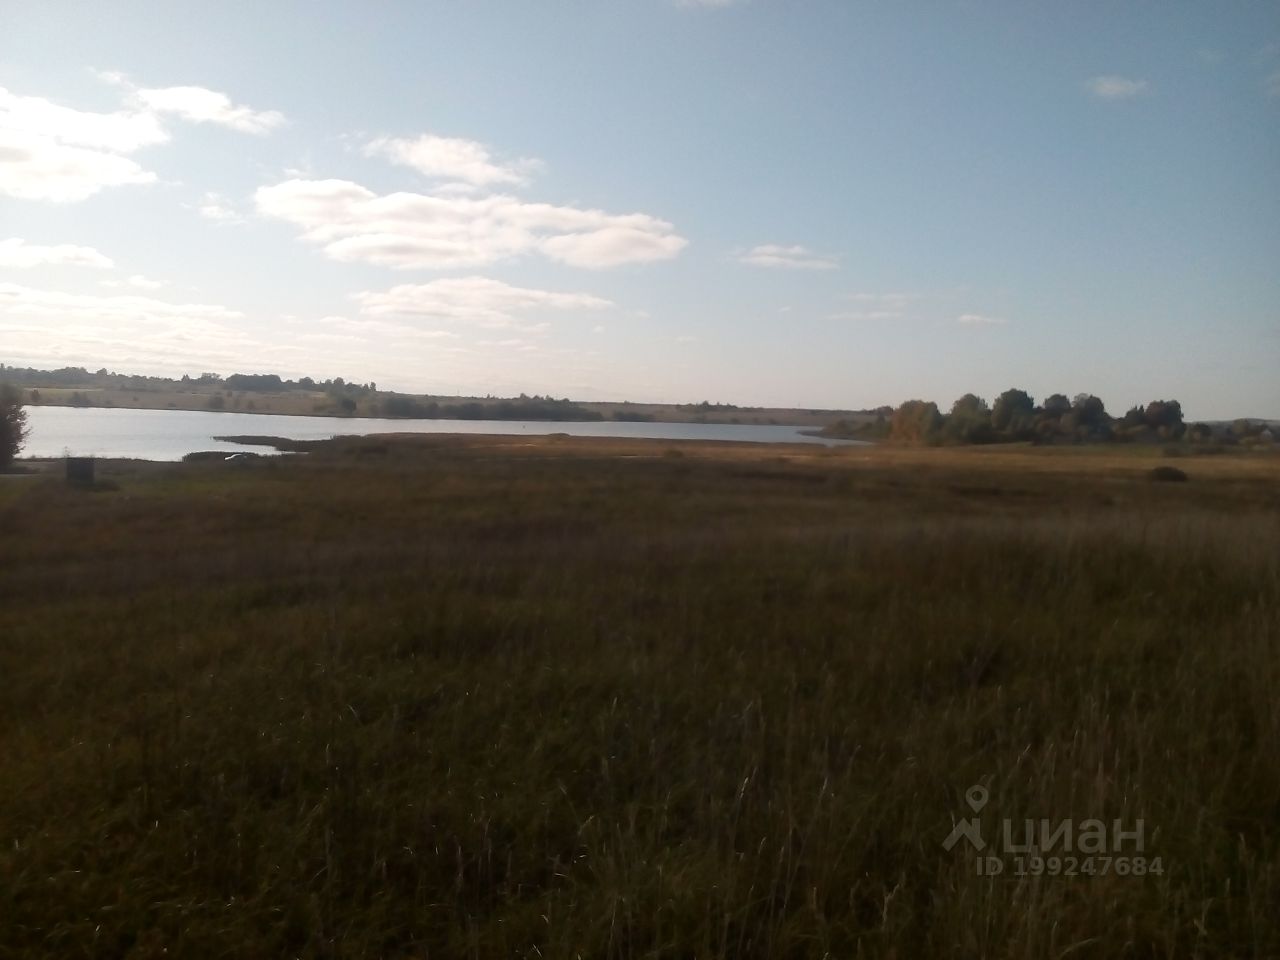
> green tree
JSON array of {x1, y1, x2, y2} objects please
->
[
  {"x1": 945, "y1": 393, "x2": 994, "y2": 443},
  {"x1": 1143, "y1": 400, "x2": 1184, "y2": 434},
  {"x1": 1, "y1": 384, "x2": 29, "y2": 469},
  {"x1": 949, "y1": 393, "x2": 988, "y2": 418},
  {"x1": 1042, "y1": 393, "x2": 1071, "y2": 418},
  {"x1": 1071, "y1": 394, "x2": 1108, "y2": 427},
  {"x1": 1120, "y1": 405, "x2": 1146, "y2": 429},
  {"x1": 1187, "y1": 422, "x2": 1214, "y2": 444},
  {"x1": 991, "y1": 388, "x2": 1035, "y2": 437},
  {"x1": 890, "y1": 399, "x2": 943, "y2": 443},
  {"x1": 1062, "y1": 394, "x2": 1111, "y2": 441}
]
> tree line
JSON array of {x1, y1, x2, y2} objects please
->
[
  {"x1": 0, "y1": 365, "x2": 377, "y2": 396},
  {"x1": 378, "y1": 394, "x2": 605, "y2": 422},
  {"x1": 827, "y1": 389, "x2": 1271, "y2": 446}
]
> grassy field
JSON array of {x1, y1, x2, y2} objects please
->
[{"x1": 1, "y1": 437, "x2": 1277, "y2": 958}]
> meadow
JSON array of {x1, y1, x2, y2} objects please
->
[{"x1": 1, "y1": 436, "x2": 1277, "y2": 959}]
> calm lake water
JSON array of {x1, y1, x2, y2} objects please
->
[{"x1": 23, "y1": 406, "x2": 867, "y2": 461}]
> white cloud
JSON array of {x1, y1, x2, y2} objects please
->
[
  {"x1": 956, "y1": 313, "x2": 1007, "y2": 325},
  {"x1": 0, "y1": 281, "x2": 254, "y2": 371},
  {"x1": 0, "y1": 283, "x2": 493, "y2": 380},
  {"x1": 93, "y1": 70, "x2": 129, "y2": 88},
  {"x1": 542, "y1": 226, "x2": 687, "y2": 268},
  {"x1": 0, "y1": 238, "x2": 114, "y2": 269},
  {"x1": 0, "y1": 130, "x2": 155, "y2": 201},
  {"x1": 365, "y1": 134, "x2": 539, "y2": 187},
  {"x1": 135, "y1": 85, "x2": 285, "y2": 134},
  {"x1": 0, "y1": 79, "x2": 283, "y2": 202},
  {"x1": 1087, "y1": 75, "x2": 1150, "y2": 99},
  {"x1": 102, "y1": 274, "x2": 165, "y2": 290},
  {"x1": 0, "y1": 87, "x2": 167, "y2": 152},
  {"x1": 353, "y1": 276, "x2": 612, "y2": 330},
  {"x1": 847, "y1": 292, "x2": 918, "y2": 306},
  {"x1": 828, "y1": 309, "x2": 904, "y2": 322},
  {"x1": 256, "y1": 178, "x2": 687, "y2": 269},
  {"x1": 197, "y1": 191, "x2": 243, "y2": 223},
  {"x1": 738, "y1": 244, "x2": 839, "y2": 270},
  {"x1": 0, "y1": 87, "x2": 161, "y2": 201},
  {"x1": 476, "y1": 337, "x2": 538, "y2": 352},
  {"x1": 301, "y1": 314, "x2": 463, "y2": 343},
  {"x1": 827, "y1": 292, "x2": 919, "y2": 322},
  {"x1": 0, "y1": 281, "x2": 237, "y2": 322}
]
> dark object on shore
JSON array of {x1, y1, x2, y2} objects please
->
[
  {"x1": 65, "y1": 456, "x2": 95, "y2": 486},
  {"x1": 1148, "y1": 465, "x2": 1188, "y2": 482}
]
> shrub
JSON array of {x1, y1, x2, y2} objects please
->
[{"x1": 1148, "y1": 465, "x2": 1188, "y2": 482}]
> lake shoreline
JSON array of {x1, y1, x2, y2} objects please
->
[{"x1": 21, "y1": 405, "x2": 869, "y2": 462}]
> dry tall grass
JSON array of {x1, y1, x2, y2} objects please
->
[{"x1": 1, "y1": 437, "x2": 1277, "y2": 958}]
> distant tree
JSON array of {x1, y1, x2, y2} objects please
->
[
  {"x1": 1042, "y1": 393, "x2": 1071, "y2": 418},
  {"x1": 1056, "y1": 394, "x2": 1111, "y2": 441},
  {"x1": 1230, "y1": 418, "x2": 1259, "y2": 439},
  {"x1": 1186, "y1": 422, "x2": 1214, "y2": 444},
  {"x1": 1028, "y1": 394, "x2": 1071, "y2": 443},
  {"x1": 890, "y1": 399, "x2": 943, "y2": 443},
  {"x1": 339, "y1": 396, "x2": 357, "y2": 414},
  {"x1": 1120, "y1": 405, "x2": 1146, "y2": 429},
  {"x1": 1143, "y1": 400, "x2": 1184, "y2": 432},
  {"x1": 1, "y1": 384, "x2": 29, "y2": 469},
  {"x1": 945, "y1": 393, "x2": 994, "y2": 443},
  {"x1": 1071, "y1": 394, "x2": 1108, "y2": 427},
  {"x1": 207, "y1": 394, "x2": 225, "y2": 411},
  {"x1": 226, "y1": 373, "x2": 284, "y2": 392},
  {"x1": 991, "y1": 388, "x2": 1035, "y2": 437},
  {"x1": 949, "y1": 393, "x2": 989, "y2": 418}
]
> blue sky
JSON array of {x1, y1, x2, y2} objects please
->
[{"x1": 2, "y1": 0, "x2": 1277, "y2": 418}]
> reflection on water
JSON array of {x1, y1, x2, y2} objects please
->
[{"x1": 23, "y1": 406, "x2": 867, "y2": 461}]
